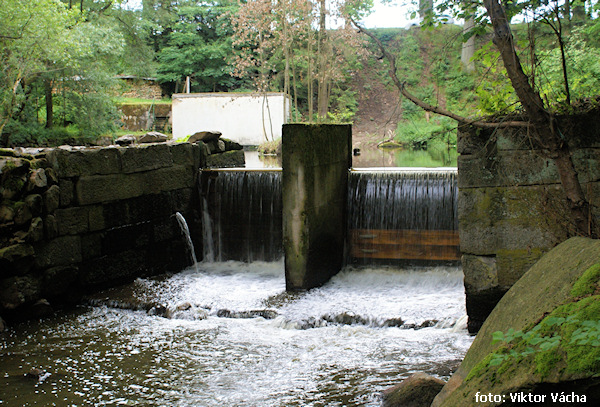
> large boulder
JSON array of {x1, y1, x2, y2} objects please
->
[
  {"x1": 433, "y1": 237, "x2": 600, "y2": 406},
  {"x1": 383, "y1": 373, "x2": 445, "y2": 407}
]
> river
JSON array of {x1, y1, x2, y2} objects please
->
[{"x1": 1, "y1": 261, "x2": 471, "y2": 406}]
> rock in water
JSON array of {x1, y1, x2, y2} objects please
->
[{"x1": 382, "y1": 372, "x2": 445, "y2": 407}]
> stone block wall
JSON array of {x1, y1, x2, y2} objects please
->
[
  {"x1": 0, "y1": 143, "x2": 205, "y2": 321},
  {"x1": 458, "y1": 109, "x2": 600, "y2": 333}
]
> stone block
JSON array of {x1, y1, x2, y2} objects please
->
[
  {"x1": 153, "y1": 217, "x2": 177, "y2": 243},
  {"x1": 495, "y1": 248, "x2": 545, "y2": 287},
  {"x1": 0, "y1": 276, "x2": 41, "y2": 310},
  {"x1": 79, "y1": 250, "x2": 147, "y2": 288},
  {"x1": 0, "y1": 244, "x2": 34, "y2": 276},
  {"x1": 170, "y1": 188, "x2": 194, "y2": 213},
  {"x1": 462, "y1": 254, "x2": 498, "y2": 292},
  {"x1": 48, "y1": 147, "x2": 121, "y2": 177},
  {"x1": 126, "y1": 193, "x2": 173, "y2": 223},
  {"x1": 205, "y1": 150, "x2": 245, "y2": 168},
  {"x1": 27, "y1": 217, "x2": 44, "y2": 242},
  {"x1": 169, "y1": 142, "x2": 194, "y2": 166},
  {"x1": 101, "y1": 222, "x2": 154, "y2": 255},
  {"x1": 81, "y1": 233, "x2": 102, "y2": 260},
  {"x1": 56, "y1": 207, "x2": 89, "y2": 236},
  {"x1": 44, "y1": 214, "x2": 58, "y2": 239},
  {"x1": 34, "y1": 236, "x2": 82, "y2": 269},
  {"x1": 88, "y1": 205, "x2": 105, "y2": 232},
  {"x1": 59, "y1": 179, "x2": 74, "y2": 207},
  {"x1": 76, "y1": 165, "x2": 193, "y2": 205},
  {"x1": 120, "y1": 143, "x2": 173, "y2": 173},
  {"x1": 42, "y1": 266, "x2": 79, "y2": 297},
  {"x1": 458, "y1": 186, "x2": 566, "y2": 255},
  {"x1": 282, "y1": 124, "x2": 351, "y2": 290},
  {"x1": 572, "y1": 148, "x2": 600, "y2": 183},
  {"x1": 458, "y1": 151, "x2": 557, "y2": 188},
  {"x1": 43, "y1": 184, "x2": 60, "y2": 214},
  {"x1": 457, "y1": 124, "x2": 490, "y2": 155},
  {"x1": 221, "y1": 138, "x2": 243, "y2": 151}
]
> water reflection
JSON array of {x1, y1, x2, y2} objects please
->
[{"x1": 244, "y1": 146, "x2": 457, "y2": 169}]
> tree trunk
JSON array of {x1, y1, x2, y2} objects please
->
[
  {"x1": 483, "y1": 0, "x2": 595, "y2": 237},
  {"x1": 45, "y1": 79, "x2": 53, "y2": 129},
  {"x1": 317, "y1": 0, "x2": 328, "y2": 121},
  {"x1": 461, "y1": 16, "x2": 475, "y2": 72},
  {"x1": 419, "y1": 0, "x2": 433, "y2": 19}
]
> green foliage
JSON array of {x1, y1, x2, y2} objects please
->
[
  {"x1": 155, "y1": 1, "x2": 239, "y2": 92},
  {"x1": 487, "y1": 296, "x2": 600, "y2": 378},
  {"x1": 396, "y1": 116, "x2": 456, "y2": 148},
  {"x1": 536, "y1": 29, "x2": 600, "y2": 107}
]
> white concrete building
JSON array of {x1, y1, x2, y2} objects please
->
[{"x1": 172, "y1": 92, "x2": 290, "y2": 146}]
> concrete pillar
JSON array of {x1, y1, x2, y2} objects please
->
[{"x1": 282, "y1": 124, "x2": 352, "y2": 290}]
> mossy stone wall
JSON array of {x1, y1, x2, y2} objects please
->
[
  {"x1": 0, "y1": 143, "x2": 206, "y2": 321},
  {"x1": 458, "y1": 111, "x2": 600, "y2": 333}
]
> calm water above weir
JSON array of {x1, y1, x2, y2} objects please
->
[
  {"x1": 1, "y1": 261, "x2": 471, "y2": 406},
  {"x1": 244, "y1": 146, "x2": 457, "y2": 169}
]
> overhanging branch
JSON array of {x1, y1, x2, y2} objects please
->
[{"x1": 350, "y1": 18, "x2": 530, "y2": 129}]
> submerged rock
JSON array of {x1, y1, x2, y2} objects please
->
[
  {"x1": 382, "y1": 372, "x2": 445, "y2": 407},
  {"x1": 25, "y1": 368, "x2": 51, "y2": 383},
  {"x1": 216, "y1": 309, "x2": 278, "y2": 320}
]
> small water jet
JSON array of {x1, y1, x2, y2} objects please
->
[{"x1": 175, "y1": 212, "x2": 200, "y2": 273}]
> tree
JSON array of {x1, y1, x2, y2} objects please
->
[
  {"x1": 155, "y1": 0, "x2": 238, "y2": 93},
  {"x1": 0, "y1": 0, "x2": 78, "y2": 145},
  {"x1": 232, "y1": 0, "x2": 367, "y2": 123},
  {"x1": 352, "y1": 0, "x2": 599, "y2": 237}
]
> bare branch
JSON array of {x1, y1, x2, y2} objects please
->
[{"x1": 350, "y1": 18, "x2": 530, "y2": 129}]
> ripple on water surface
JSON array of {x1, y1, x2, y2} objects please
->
[{"x1": 1, "y1": 262, "x2": 472, "y2": 406}]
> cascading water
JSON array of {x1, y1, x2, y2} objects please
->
[
  {"x1": 200, "y1": 169, "x2": 283, "y2": 262},
  {"x1": 0, "y1": 261, "x2": 472, "y2": 406},
  {"x1": 348, "y1": 168, "x2": 459, "y2": 264},
  {"x1": 175, "y1": 212, "x2": 200, "y2": 273}
]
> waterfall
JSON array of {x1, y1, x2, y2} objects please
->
[
  {"x1": 200, "y1": 169, "x2": 283, "y2": 262},
  {"x1": 200, "y1": 197, "x2": 215, "y2": 262},
  {"x1": 175, "y1": 212, "x2": 200, "y2": 273},
  {"x1": 199, "y1": 168, "x2": 458, "y2": 265},
  {"x1": 347, "y1": 168, "x2": 459, "y2": 264}
]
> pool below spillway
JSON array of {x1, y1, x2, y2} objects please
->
[{"x1": 1, "y1": 262, "x2": 473, "y2": 406}]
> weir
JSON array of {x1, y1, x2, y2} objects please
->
[
  {"x1": 199, "y1": 169, "x2": 283, "y2": 262},
  {"x1": 348, "y1": 168, "x2": 459, "y2": 264},
  {"x1": 198, "y1": 167, "x2": 459, "y2": 267}
]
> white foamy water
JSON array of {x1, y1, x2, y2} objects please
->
[{"x1": 1, "y1": 262, "x2": 472, "y2": 406}]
